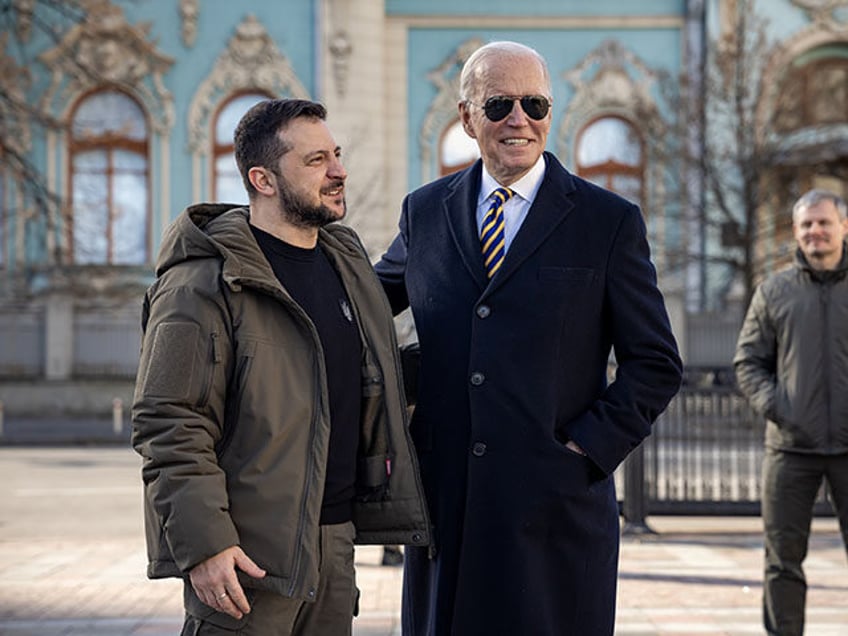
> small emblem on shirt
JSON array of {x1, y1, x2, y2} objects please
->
[{"x1": 340, "y1": 299, "x2": 353, "y2": 322}]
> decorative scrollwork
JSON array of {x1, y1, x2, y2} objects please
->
[
  {"x1": 790, "y1": 0, "x2": 848, "y2": 28},
  {"x1": 187, "y1": 14, "x2": 309, "y2": 155},
  {"x1": 179, "y1": 0, "x2": 200, "y2": 48},
  {"x1": 37, "y1": 0, "x2": 174, "y2": 133}
]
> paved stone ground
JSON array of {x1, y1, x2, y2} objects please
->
[{"x1": 0, "y1": 446, "x2": 846, "y2": 635}]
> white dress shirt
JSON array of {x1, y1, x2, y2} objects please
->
[{"x1": 475, "y1": 155, "x2": 546, "y2": 253}]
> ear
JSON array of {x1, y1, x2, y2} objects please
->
[
  {"x1": 458, "y1": 101, "x2": 477, "y2": 140},
  {"x1": 248, "y1": 166, "x2": 275, "y2": 197}
]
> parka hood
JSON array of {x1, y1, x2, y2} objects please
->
[
  {"x1": 155, "y1": 203, "x2": 368, "y2": 290},
  {"x1": 155, "y1": 203, "x2": 254, "y2": 277}
]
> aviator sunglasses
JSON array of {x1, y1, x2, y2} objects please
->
[{"x1": 470, "y1": 95, "x2": 551, "y2": 122}]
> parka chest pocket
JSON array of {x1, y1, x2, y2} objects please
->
[{"x1": 140, "y1": 322, "x2": 221, "y2": 408}]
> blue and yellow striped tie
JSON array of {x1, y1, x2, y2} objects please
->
[{"x1": 480, "y1": 187, "x2": 513, "y2": 279}]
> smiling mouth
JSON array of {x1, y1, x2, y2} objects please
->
[
  {"x1": 503, "y1": 138, "x2": 530, "y2": 146},
  {"x1": 322, "y1": 183, "x2": 344, "y2": 197}
]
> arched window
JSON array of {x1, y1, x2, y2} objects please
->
[
  {"x1": 69, "y1": 89, "x2": 149, "y2": 264},
  {"x1": 775, "y1": 49, "x2": 848, "y2": 132},
  {"x1": 576, "y1": 116, "x2": 644, "y2": 207},
  {"x1": 439, "y1": 119, "x2": 480, "y2": 176},
  {"x1": 213, "y1": 92, "x2": 271, "y2": 203}
]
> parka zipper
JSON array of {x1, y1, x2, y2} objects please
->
[
  {"x1": 822, "y1": 283, "x2": 833, "y2": 449},
  {"x1": 229, "y1": 275, "x2": 326, "y2": 600},
  {"x1": 197, "y1": 331, "x2": 221, "y2": 408},
  {"x1": 270, "y1": 289, "x2": 325, "y2": 600}
]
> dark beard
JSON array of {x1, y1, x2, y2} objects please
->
[{"x1": 276, "y1": 174, "x2": 345, "y2": 229}]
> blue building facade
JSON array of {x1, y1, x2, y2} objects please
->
[{"x1": 0, "y1": 0, "x2": 845, "y2": 420}]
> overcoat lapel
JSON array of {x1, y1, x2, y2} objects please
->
[
  {"x1": 443, "y1": 162, "x2": 487, "y2": 291},
  {"x1": 485, "y1": 153, "x2": 577, "y2": 295}
]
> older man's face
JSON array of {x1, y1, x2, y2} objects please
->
[{"x1": 458, "y1": 51, "x2": 551, "y2": 187}]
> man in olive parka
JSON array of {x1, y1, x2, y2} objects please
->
[
  {"x1": 735, "y1": 189, "x2": 848, "y2": 636},
  {"x1": 132, "y1": 99, "x2": 429, "y2": 636}
]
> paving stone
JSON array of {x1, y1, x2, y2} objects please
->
[{"x1": 1, "y1": 447, "x2": 846, "y2": 635}]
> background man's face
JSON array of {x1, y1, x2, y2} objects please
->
[{"x1": 793, "y1": 200, "x2": 848, "y2": 268}]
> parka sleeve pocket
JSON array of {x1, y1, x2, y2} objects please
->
[{"x1": 140, "y1": 321, "x2": 201, "y2": 401}]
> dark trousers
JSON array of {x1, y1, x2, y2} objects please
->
[
  {"x1": 181, "y1": 521, "x2": 358, "y2": 636},
  {"x1": 761, "y1": 449, "x2": 848, "y2": 636}
]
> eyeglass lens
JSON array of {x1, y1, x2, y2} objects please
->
[{"x1": 483, "y1": 96, "x2": 550, "y2": 122}]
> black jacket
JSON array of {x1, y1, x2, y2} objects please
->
[
  {"x1": 735, "y1": 247, "x2": 848, "y2": 454},
  {"x1": 376, "y1": 154, "x2": 682, "y2": 636}
]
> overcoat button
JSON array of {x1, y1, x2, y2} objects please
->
[
  {"x1": 470, "y1": 372, "x2": 485, "y2": 386},
  {"x1": 471, "y1": 442, "x2": 487, "y2": 457},
  {"x1": 411, "y1": 532, "x2": 423, "y2": 543},
  {"x1": 476, "y1": 305, "x2": 491, "y2": 318}
]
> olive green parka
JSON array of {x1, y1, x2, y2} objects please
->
[{"x1": 131, "y1": 204, "x2": 430, "y2": 600}]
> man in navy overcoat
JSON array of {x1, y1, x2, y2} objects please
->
[{"x1": 375, "y1": 41, "x2": 682, "y2": 636}]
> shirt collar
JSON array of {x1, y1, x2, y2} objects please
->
[{"x1": 478, "y1": 154, "x2": 547, "y2": 205}]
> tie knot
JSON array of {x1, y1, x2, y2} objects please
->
[{"x1": 492, "y1": 187, "x2": 513, "y2": 205}]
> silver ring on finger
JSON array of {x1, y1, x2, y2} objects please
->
[{"x1": 217, "y1": 591, "x2": 228, "y2": 600}]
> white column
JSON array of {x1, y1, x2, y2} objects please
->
[
  {"x1": 318, "y1": 0, "x2": 389, "y2": 256},
  {"x1": 45, "y1": 294, "x2": 73, "y2": 380}
]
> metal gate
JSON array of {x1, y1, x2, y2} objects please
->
[{"x1": 618, "y1": 381, "x2": 835, "y2": 521}]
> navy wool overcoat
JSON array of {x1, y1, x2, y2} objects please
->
[{"x1": 375, "y1": 153, "x2": 682, "y2": 636}]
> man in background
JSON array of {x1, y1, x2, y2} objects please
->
[{"x1": 735, "y1": 188, "x2": 848, "y2": 636}]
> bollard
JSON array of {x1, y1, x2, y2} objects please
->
[
  {"x1": 621, "y1": 443, "x2": 656, "y2": 536},
  {"x1": 112, "y1": 397, "x2": 123, "y2": 436}
]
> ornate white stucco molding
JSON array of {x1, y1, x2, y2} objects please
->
[
  {"x1": 179, "y1": 0, "x2": 200, "y2": 48},
  {"x1": 418, "y1": 37, "x2": 483, "y2": 183},
  {"x1": 757, "y1": 22, "x2": 848, "y2": 140},
  {"x1": 329, "y1": 30, "x2": 353, "y2": 98},
  {"x1": 37, "y1": 0, "x2": 175, "y2": 134},
  {"x1": 790, "y1": 0, "x2": 848, "y2": 29},
  {"x1": 13, "y1": 0, "x2": 35, "y2": 42},
  {"x1": 557, "y1": 39, "x2": 667, "y2": 268},
  {"x1": 0, "y1": 31, "x2": 32, "y2": 157},
  {"x1": 557, "y1": 39, "x2": 661, "y2": 161},
  {"x1": 187, "y1": 14, "x2": 309, "y2": 155},
  {"x1": 325, "y1": 0, "x2": 353, "y2": 98}
]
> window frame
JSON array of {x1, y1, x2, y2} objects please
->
[
  {"x1": 776, "y1": 55, "x2": 848, "y2": 131},
  {"x1": 438, "y1": 118, "x2": 480, "y2": 177},
  {"x1": 211, "y1": 90, "x2": 274, "y2": 203},
  {"x1": 575, "y1": 114, "x2": 646, "y2": 209},
  {"x1": 66, "y1": 87, "x2": 151, "y2": 265}
]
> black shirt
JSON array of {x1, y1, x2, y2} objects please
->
[{"x1": 251, "y1": 225, "x2": 362, "y2": 524}]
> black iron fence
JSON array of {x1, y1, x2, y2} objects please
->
[{"x1": 620, "y1": 376, "x2": 835, "y2": 529}]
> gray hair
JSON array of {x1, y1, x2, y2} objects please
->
[
  {"x1": 459, "y1": 41, "x2": 551, "y2": 103},
  {"x1": 792, "y1": 189, "x2": 848, "y2": 222}
]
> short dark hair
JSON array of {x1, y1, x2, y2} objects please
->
[{"x1": 233, "y1": 98, "x2": 327, "y2": 198}]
